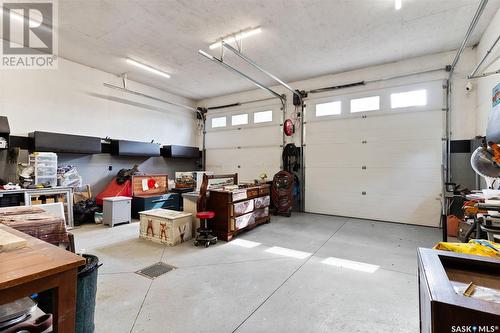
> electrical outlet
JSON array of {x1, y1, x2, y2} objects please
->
[{"x1": 108, "y1": 166, "x2": 112, "y2": 171}]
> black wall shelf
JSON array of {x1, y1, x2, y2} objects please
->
[
  {"x1": 110, "y1": 140, "x2": 161, "y2": 157},
  {"x1": 161, "y1": 145, "x2": 200, "y2": 159},
  {"x1": 29, "y1": 131, "x2": 102, "y2": 154}
]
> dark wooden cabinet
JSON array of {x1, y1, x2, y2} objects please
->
[
  {"x1": 417, "y1": 248, "x2": 500, "y2": 333},
  {"x1": 208, "y1": 184, "x2": 271, "y2": 241}
]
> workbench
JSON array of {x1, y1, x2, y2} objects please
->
[
  {"x1": 0, "y1": 187, "x2": 74, "y2": 227},
  {"x1": 0, "y1": 224, "x2": 85, "y2": 332}
]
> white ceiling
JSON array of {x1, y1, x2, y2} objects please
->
[{"x1": 59, "y1": 0, "x2": 500, "y2": 100}]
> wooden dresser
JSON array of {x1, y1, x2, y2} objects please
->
[{"x1": 208, "y1": 184, "x2": 271, "y2": 241}]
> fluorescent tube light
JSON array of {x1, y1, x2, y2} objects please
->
[
  {"x1": 126, "y1": 58, "x2": 171, "y2": 79},
  {"x1": 395, "y1": 0, "x2": 402, "y2": 10},
  {"x1": 209, "y1": 27, "x2": 262, "y2": 50}
]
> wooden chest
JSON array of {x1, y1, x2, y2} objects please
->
[
  {"x1": 131, "y1": 175, "x2": 180, "y2": 217},
  {"x1": 139, "y1": 209, "x2": 192, "y2": 246}
]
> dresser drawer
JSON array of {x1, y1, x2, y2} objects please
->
[
  {"x1": 231, "y1": 212, "x2": 255, "y2": 231},
  {"x1": 246, "y1": 188, "x2": 260, "y2": 199},
  {"x1": 254, "y1": 195, "x2": 270, "y2": 209},
  {"x1": 254, "y1": 207, "x2": 269, "y2": 219},
  {"x1": 232, "y1": 199, "x2": 254, "y2": 216},
  {"x1": 259, "y1": 187, "x2": 270, "y2": 196}
]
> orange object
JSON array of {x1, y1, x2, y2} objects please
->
[
  {"x1": 95, "y1": 177, "x2": 132, "y2": 206},
  {"x1": 446, "y1": 215, "x2": 461, "y2": 237},
  {"x1": 490, "y1": 143, "x2": 500, "y2": 164}
]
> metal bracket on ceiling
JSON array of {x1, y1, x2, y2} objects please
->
[
  {"x1": 120, "y1": 73, "x2": 128, "y2": 89},
  {"x1": 221, "y1": 41, "x2": 302, "y2": 104}
]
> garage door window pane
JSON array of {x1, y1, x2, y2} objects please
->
[
  {"x1": 350, "y1": 96, "x2": 380, "y2": 113},
  {"x1": 254, "y1": 110, "x2": 273, "y2": 123},
  {"x1": 316, "y1": 101, "x2": 341, "y2": 117},
  {"x1": 391, "y1": 89, "x2": 427, "y2": 109},
  {"x1": 232, "y1": 114, "x2": 248, "y2": 126},
  {"x1": 211, "y1": 116, "x2": 226, "y2": 128}
]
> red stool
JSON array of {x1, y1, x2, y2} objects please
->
[
  {"x1": 194, "y1": 211, "x2": 217, "y2": 247},
  {"x1": 194, "y1": 174, "x2": 217, "y2": 248}
]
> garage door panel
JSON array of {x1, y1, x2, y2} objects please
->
[
  {"x1": 206, "y1": 146, "x2": 280, "y2": 182},
  {"x1": 306, "y1": 110, "x2": 443, "y2": 144},
  {"x1": 305, "y1": 83, "x2": 443, "y2": 226},
  {"x1": 306, "y1": 167, "x2": 441, "y2": 198},
  {"x1": 306, "y1": 140, "x2": 441, "y2": 168},
  {"x1": 206, "y1": 127, "x2": 281, "y2": 149},
  {"x1": 306, "y1": 191, "x2": 440, "y2": 227}
]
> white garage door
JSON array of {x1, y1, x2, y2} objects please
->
[
  {"x1": 305, "y1": 81, "x2": 444, "y2": 226},
  {"x1": 206, "y1": 104, "x2": 282, "y2": 182}
]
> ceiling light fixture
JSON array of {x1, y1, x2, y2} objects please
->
[
  {"x1": 209, "y1": 27, "x2": 262, "y2": 50},
  {"x1": 126, "y1": 58, "x2": 171, "y2": 79},
  {"x1": 395, "y1": 0, "x2": 402, "y2": 10}
]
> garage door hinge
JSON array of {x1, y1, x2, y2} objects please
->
[
  {"x1": 362, "y1": 115, "x2": 367, "y2": 119},
  {"x1": 441, "y1": 108, "x2": 449, "y2": 111},
  {"x1": 362, "y1": 166, "x2": 367, "y2": 170},
  {"x1": 362, "y1": 191, "x2": 367, "y2": 195}
]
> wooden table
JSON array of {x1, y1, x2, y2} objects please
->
[{"x1": 0, "y1": 224, "x2": 85, "y2": 332}]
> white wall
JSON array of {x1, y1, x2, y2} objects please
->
[
  {"x1": 475, "y1": 7, "x2": 500, "y2": 136},
  {"x1": 198, "y1": 48, "x2": 477, "y2": 141},
  {"x1": 0, "y1": 57, "x2": 197, "y2": 145},
  {"x1": 0, "y1": 57, "x2": 200, "y2": 194}
]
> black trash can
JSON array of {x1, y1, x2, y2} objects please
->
[
  {"x1": 36, "y1": 254, "x2": 100, "y2": 333},
  {"x1": 76, "y1": 254, "x2": 99, "y2": 333}
]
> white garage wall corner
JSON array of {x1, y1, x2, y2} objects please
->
[
  {"x1": 0, "y1": 57, "x2": 200, "y2": 194},
  {"x1": 475, "y1": 7, "x2": 500, "y2": 136},
  {"x1": 0, "y1": 57, "x2": 197, "y2": 146},
  {"x1": 449, "y1": 48, "x2": 477, "y2": 140}
]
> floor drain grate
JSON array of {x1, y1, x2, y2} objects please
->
[{"x1": 136, "y1": 262, "x2": 176, "y2": 279}]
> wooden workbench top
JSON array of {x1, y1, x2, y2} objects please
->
[{"x1": 0, "y1": 224, "x2": 85, "y2": 290}]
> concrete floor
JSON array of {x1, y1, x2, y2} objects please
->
[{"x1": 71, "y1": 213, "x2": 441, "y2": 333}]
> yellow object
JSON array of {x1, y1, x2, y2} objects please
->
[{"x1": 433, "y1": 239, "x2": 499, "y2": 258}]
